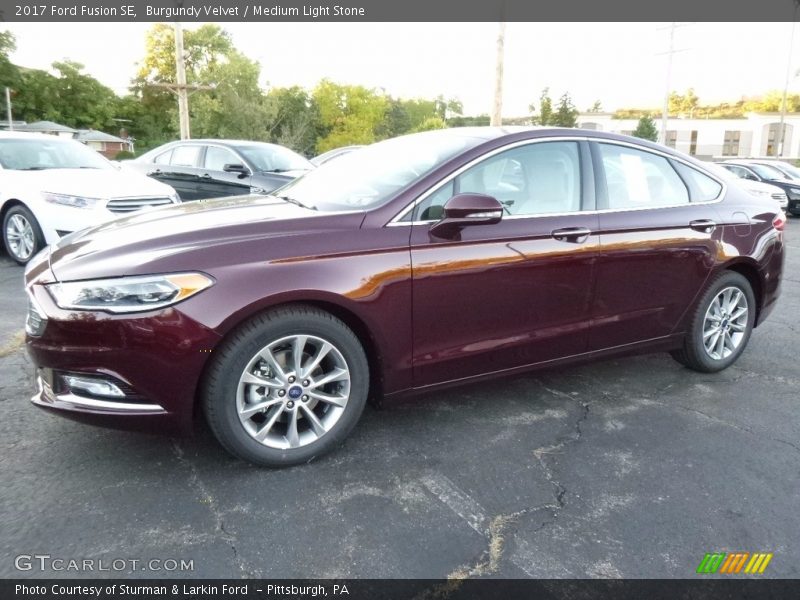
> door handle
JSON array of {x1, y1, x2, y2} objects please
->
[
  {"x1": 200, "y1": 173, "x2": 213, "y2": 179},
  {"x1": 551, "y1": 227, "x2": 591, "y2": 243},
  {"x1": 150, "y1": 169, "x2": 162, "y2": 175},
  {"x1": 690, "y1": 219, "x2": 717, "y2": 233}
]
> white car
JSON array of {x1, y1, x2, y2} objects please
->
[
  {"x1": 1, "y1": 132, "x2": 180, "y2": 264},
  {"x1": 706, "y1": 162, "x2": 788, "y2": 210}
]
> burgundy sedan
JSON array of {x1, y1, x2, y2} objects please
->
[{"x1": 24, "y1": 128, "x2": 785, "y2": 466}]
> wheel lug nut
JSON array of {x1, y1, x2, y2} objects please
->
[
  {"x1": 278, "y1": 390, "x2": 286, "y2": 397},
  {"x1": 302, "y1": 395, "x2": 309, "y2": 401},
  {"x1": 303, "y1": 379, "x2": 310, "y2": 386},
  {"x1": 287, "y1": 401, "x2": 294, "y2": 408},
  {"x1": 288, "y1": 376, "x2": 295, "y2": 383}
]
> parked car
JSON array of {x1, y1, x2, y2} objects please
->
[
  {"x1": 0, "y1": 132, "x2": 180, "y2": 265},
  {"x1": 125, "y1": 140, "x2": 314, "y2": 201},
  {"x1": 731, "y1": 159, "x2": 800, "y2": 182},
  {"x1": 310, "y1": 145, "x2": 364, "y2": 167},
  {"x1": 704, "y1": 162, "x2": 788, "y2": 210},
  {"x1": 25, "y1": 128, "x2": 785, "y2": 466},
  {"x1": 719, "y1": 160, "x2": 800, "y2": 215}
]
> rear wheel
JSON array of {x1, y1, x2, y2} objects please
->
[
  {"x1": 3, "y1": 204, "x2": 45, "y2": 265},
  {"x1": 671, "y1": 271, "x2": 756, "y2": 373},
  {"x1": 202, "y1": 305, "x2": 369, "y2": 467}
]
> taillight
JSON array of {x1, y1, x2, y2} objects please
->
[{"x1": 773, "y1": 212, "x2": 786, "y2": 231}]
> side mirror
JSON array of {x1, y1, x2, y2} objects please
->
[
  {"x1": 429, "y1": 193, "x2": 503, "y2": 239},
  {"x1": 223, "y1": 163, "x2": 250, "y2": 177}
]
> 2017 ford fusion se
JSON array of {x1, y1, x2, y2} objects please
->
[{"x1": 24, "y1": 128, "x2": 785, "y2": 467}]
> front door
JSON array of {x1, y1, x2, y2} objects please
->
[{"x1": 410, "y1": 140, "x2": 600, "y2": 388}]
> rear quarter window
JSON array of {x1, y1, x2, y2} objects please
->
[{"x1": 673, "y1": 162, "x2": 723, "y2": 202}]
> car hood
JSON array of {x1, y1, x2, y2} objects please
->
[
  {"x1": 5, "y1": 167, "x2": 175, "y2": 198},
  {"x1": 47, "y1": 194, "x2": 365, "y2": 282}
]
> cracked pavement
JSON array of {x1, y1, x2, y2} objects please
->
[{"x1": 1, "y1": 220, "x2": 798, "y2": 579}]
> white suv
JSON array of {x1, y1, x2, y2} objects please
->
[{"x1": 1, "y1": 132, "x2": 180, "y2": 264}]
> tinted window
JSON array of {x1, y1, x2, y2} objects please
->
[
  {"x1": 170, "y1": 145, "x2": 201, "y2": 167},
  {"x1": 414, "y1": 141, "x2": 581, "y2": 219},
  {"x1": 599, "y1": 144, "x2": 688, "y2": 209},
  {"x1": 204, "y1": 146, "x2": 241, "y2": 171},
  {"x1": 673, "y1": 162, "x2": 723, "y2": 201}
]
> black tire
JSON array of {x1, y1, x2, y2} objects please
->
[
  {"x1": 670, "y1": 271, "x2": 756, "y2": 373},
  {"x1": 2, "y1": 204, "x2": 45, "y2": 265},
  {"x1": 202, "y1": 305, "x2": 369, "y2": 467}
]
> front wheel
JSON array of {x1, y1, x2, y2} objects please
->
[
  {"x1": 3, "y1": 204, "x2": 45, "y2": 265},
  {"x1": 671, "y1": 271, "x2": 756, "y2": 373},
  {"x1": 202, "y1": 305, "x2": 369, "y2": 467}
]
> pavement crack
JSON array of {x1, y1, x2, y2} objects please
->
[
  {"x1": 171, "y1": 440, "x2": 253, "y2": 577},
  {"x1": 528, "y1": 385, "x2": 591, "y2": 532}
]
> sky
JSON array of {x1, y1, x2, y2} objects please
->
[{"x1": 4, "y1": 22, "x2": 798, "y2": 116}]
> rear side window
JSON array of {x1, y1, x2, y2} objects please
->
[
  {"x1": 599, "y1": 143, "x2": 689, "y2": 209},
  {"x1": 153, "y1": 150, "x2": 172, "y2": 165},
  {"x1": 170, "y1": 145, "x2": 201, "y2": 167},
  {"x1": 673, "y1": 162, "x2": 723, "y2": 202}
]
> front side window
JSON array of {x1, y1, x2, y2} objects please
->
[
  {"x1": 204, "y1": 146, "x2": 241, "y2": 171},
  {"x1": 414, "y1": 141, "x2": 582, "y2": 220},
  {"x1": 599, "y1": 143, "x2": 688, "y2": 209}
]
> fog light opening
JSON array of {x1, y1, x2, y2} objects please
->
[{"x1": 62, "y1": 375, "x2": 126, "y2": 399}]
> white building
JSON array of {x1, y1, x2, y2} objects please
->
[{"x1": 575, "y1": 112, "x2": 800, "y2": 159}]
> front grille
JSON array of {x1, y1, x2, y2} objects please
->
[
  {"x1": 106, "y1": 196, "x2": 176, "y2": 214},
  {"x1": 772, "y1": 193, "x2": 788, "y2": 201}
]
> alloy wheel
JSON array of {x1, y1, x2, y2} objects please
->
[
  {"x1": 702, "y1": 286, "x2": 749, "y2": 361},
  {"x1": 236, "y1": 334, "x2": 351, "y2": 449},
  {"x1": 5, "y1": 214, "x2": 35, "y2": 261}
]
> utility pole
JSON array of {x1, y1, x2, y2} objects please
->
[
  {"x1": 656, "y1": 22, "x2": 691, "y2": 146},
  {"x1": 174, "y1": 21, "x2": 190, "y2": 140},
  {"x1": 149, "y1": 22, "x2": 215, "y2": 140},
  {"x1": 5, "y1": 87, "x2": 12, "y2": 130},
  {"x1": 491, "y1": 22, "x2": 505, "y2": 127},
  {"x1": 777, "y1": 1, "x2": 800, "y2": 157}
]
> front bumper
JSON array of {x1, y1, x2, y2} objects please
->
[{"x1": 25, "y1": 282, "x2": 222, "y2": 434}]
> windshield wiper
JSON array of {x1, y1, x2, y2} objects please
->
[
  {"x1": 262, "y1": 168, "x2": 294, "y2": 174},
  {"x1": 17, "y1": 166, "x2": 49, "y2": 171},
  {"x1": 274, "y1": 194, "x2": 316, "y2": 211}
]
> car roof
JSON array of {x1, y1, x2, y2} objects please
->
[{"x1": 0, "y1": 131, "x2": 68, "y2": 140}]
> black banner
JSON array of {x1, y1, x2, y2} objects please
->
[
  {"x1": 4, "y1": 579, "x2": 800, "y2": 600},
  {"x1": 2, "y1": 0, "x2": 800, "y2": 22}
]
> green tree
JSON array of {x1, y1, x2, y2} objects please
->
[
  {"x1": 553, "y1": 92, "x2": 578, "y2": 127},
  {"x1": 413, "y1": 116, "x2": 446, "y2": 132},
  {"x1": 669, "y1": 88, "x2": 699, "y2": 117},
  {"x1": 312, "y1": 79, "x2": 389, "y2": 153},
  {"x1": 587, "y1": 100, "x2": 603, "y2": 113},
  {"x1": 530, "y1": 87, "x2": 554, "y2": 125},
  {"x1": 632, "y1": 115, "x2": 659, "y2": 142}
]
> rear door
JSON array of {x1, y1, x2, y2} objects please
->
[
  {"x1": 156, "y1": 144, "x2": 205, "y2": 201},
  {"x1": 588, "y1": 141, "x2": 724, "y2": 350}
]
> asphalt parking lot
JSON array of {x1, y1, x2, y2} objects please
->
[{"x1": 1, "y1": 221, "x2": 798, "y2": 580}]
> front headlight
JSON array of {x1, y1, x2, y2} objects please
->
[
  {"x1": 787, "y1": 188, "x2": 800, "y2": 199},
  {"x1": 46, "y1": 273, "x2": 214, "y2": 313},
  {"x1": 42, "y1": 192, "x2": 102, "y2": 209}
]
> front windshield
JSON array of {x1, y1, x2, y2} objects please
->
[
  {"x1": 771, "y1": 161, "x2": 800, "y2": 179},
  {"x1": 0, "y1": 138, "x2": 113, "y2": 170},
  {"x1": 748, "y1": 163, "x2": 785, "y2": 180},
  {"x1": 237, "y1": 144, "x2": 313, "y2": 173},
  {"x1": 275, "y1": 131, "x2": 484, "y2": 211}
]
